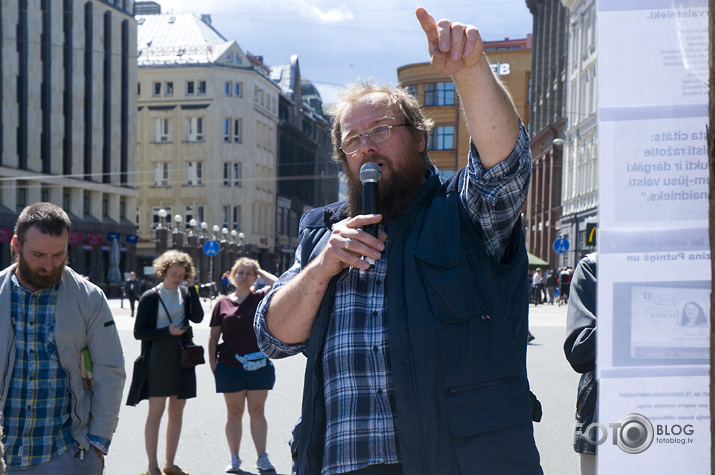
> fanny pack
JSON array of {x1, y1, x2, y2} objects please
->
[{"x1": 235, "y1": 351, "x2": 268, "y2": 371}]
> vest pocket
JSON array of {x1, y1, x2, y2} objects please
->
[{"x1": 415, "y1": 245, "x2": 487, "y2": 323}]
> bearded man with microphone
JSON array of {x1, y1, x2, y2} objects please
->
[{"x1": 255, "y1": 7, "x2": 541, "y2": 475}]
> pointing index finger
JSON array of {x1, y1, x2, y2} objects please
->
[{"x1": 415, "y1": 7, "x2": 438, "y2": 51}]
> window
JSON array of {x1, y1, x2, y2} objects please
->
[
  {"x1": 223, "y1": 206, "x2": 230, "y2": 226},
  {"x1": 196, "y1": 205, "x2": 205, "y2": 223},
  {"x1": 41, "y1": 187, "x2": 50, "y2": 202},
  {"x1": 223, "y1": 162, "x2": 230, "y2": 186},
  {"x1": 234, "y1": 82, "x2": 241, "y2": 97},
  {"x1": 223, "y1": 119, "x2": 231, "y2": 142},
  {"x1": 197, "y1": 80, "x2": 206, "y2": 95},
  {"x1": 188, "y1": 117, "x2": 203, "y2": 142},
  {"x1": 165, "y1": 81, "x2": 173, "y2": 96},
  {"x1": 137, "y1": 82, "x2": 141, "y2": 96},
  {"x1": 153, "y1": 81, "x2": 161, "y2": 96},
  {"x1": 428, "y1": 126, "x2": 455, "y2": 151},
  {"x1": 225, "y1": 81, "x2": 232, "y2": 96},
  {"x1": 187, "y1": 161, "x2": 203, "y2": 185},
  {"x1": 233, "y1": 118, "x2": 242, "y2": 143},
  {"x1": 155, "y1": 118, "x2": 170, "y2": 142},
  {"x1": 63, "y1": 189, "x2": 71, "y2": 211},
  {"x1": 102, "y1": 196, "x2": 109, "y2": 217},
  {"x1": 184, "y1": 205, "x2": 193, "y2": 228},
  {"x1": 404, "y1": 85, "x2": 418, "y2": 98},
  {"x1": 186, "y1": 80, "x2": 195, "y2": 95},
  {"x1": 233, "y1": 206, "x2": 241, "y2": 230},
  {"x1": 233, "y1": 163, "x2": 242, "y2": 187},
  {"x1": 424, "y1": 82, "x2": 455, "y2": 106},
  {"x1": 154, "y1": 162, "x2": 169, "y2": 186}
]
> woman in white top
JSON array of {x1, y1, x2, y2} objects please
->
[{"x1": 127, "y1": 250, "x2": 204, "y2": 475}]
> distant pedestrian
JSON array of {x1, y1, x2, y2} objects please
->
[
  {"x1": 124, "y1": 271, "x2": 142, "y2": 317},
  {"x1": 545, "y1": 270, "x2": 558, "y2": 305}
]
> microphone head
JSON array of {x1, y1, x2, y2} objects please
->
[{"x1": 359, "y1": 162, "x2": 381, "y2": 184}]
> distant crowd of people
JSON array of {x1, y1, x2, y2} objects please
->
[{"x1": 530, "y1": 266, "x2": 573, "y2": 305}]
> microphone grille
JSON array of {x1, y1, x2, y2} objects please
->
[{"x1": 359, "y1": 162, "x2": 381, "y2": 183}]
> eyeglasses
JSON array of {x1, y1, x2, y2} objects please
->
[{"x1": 340, "y1": 123, "x2": 409, "y2": 155}]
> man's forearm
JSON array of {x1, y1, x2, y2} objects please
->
[
  {"x1": 265, "y1": 259, "x2": 332, "y2": 344},
  {"x1": 453, "y1": 55, "x2": 520, "y2": 170}
]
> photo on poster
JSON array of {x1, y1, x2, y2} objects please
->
[{"x1": 612, "y1": 281, "x2": 709, "y2": 366}]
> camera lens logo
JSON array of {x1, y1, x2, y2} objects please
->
[{"x1": 615, "y1": 413, "x2": 654, "y2": 454}]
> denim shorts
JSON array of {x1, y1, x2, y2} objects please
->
[{"x1": 214, "y1": 361, "x2": 275, "y2": 393}]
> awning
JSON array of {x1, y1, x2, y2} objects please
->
[{"x1": 528, "y1": 252, "x2": 549, "y2": 270}]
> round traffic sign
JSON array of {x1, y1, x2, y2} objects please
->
[
  {"x1": 553, "y1": 237, "x2": 570, "y2": 254},
  {"x1": 203, "y1": 240, "x2": 220, "y2": 256}
]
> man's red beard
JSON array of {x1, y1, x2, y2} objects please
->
[
  {"x1": 346, "y1": 153, "x2": 428, "y2": 221},
  {"x1": 17, "y1": 249, "x2": 66, "y2": 290}
]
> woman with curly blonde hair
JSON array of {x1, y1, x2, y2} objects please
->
[
  {"x1": 208, "y1": 258, "x2": 278, "y2": 473},
  {"x1": 127, "y1": 250, "x2": 204, "y2": 475}
]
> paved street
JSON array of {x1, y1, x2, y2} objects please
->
[{"x1": 104, "y1": 297, "x2": 580, "y2": 475}]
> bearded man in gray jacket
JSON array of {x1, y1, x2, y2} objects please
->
[{"x1": 0, "y1": 203, "x2": 125, "y2": 474}]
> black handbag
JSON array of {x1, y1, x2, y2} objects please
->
[
  {"x1": 155, "y1": 287, "x2": 205, "y2": 368},
  {"x1": 180, "y1": 343, "x2": 205, "y2": 368}
]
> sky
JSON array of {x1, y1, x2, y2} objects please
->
[{"x1": 154, "y1": 0, "x2": 534, "y2": 104}]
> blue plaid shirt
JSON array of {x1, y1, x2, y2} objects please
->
[
  {"x1": 256, "y1": 126, "x2": 531, "y2": 474},
  {"x1": 2, "y1": 275, "x2": 110, "y2": 467}
]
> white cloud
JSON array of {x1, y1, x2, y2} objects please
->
[{"x1": 294, "y1": 1, "x2": 353, "y2": 23}]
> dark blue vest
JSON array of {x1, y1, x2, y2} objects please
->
[{"x1": 291, "y1": 170, "x2": 541, "y2": 474}]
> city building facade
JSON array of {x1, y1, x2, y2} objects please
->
[
  {"x1": 396, "y1": 37, "x2": 532, "y2": 177},
  {"x1": 525, "y1": 0, "x2": 569, "y2": 270},
  {"x1": 560, "y1": 0, "x2": 598, "y2": 266},
  {"x1": 135, "y1": 11, "x2": 279, "y2": 283},
  {"x1": 0, "y1": 0, "x2": 138, "y2": 292},
  {"x1": 270, "y1": 56, "x2": 340, "y2": 274}
]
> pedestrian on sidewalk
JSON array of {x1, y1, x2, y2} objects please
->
[
  {"x1": 0, "y1": 203, "x2": 125, "y2": 474},
  {"x1": 126, "y1": 250, "x2": 204, "y2": 475},
  {"x1": 545, "y1": 269, "x2": 558, "y2": 305},
  {"x1": 208, "y1": 258, "x2": 278, "y2": 474},
  {"x1": 564, "y1": 253, "x2": 598, "y2": 475},
  {"x1": 124, "y1": 271, "x2": 143, "y2": 317},
  {"x1": 255, "y1": 8, "x2": 542, "y2": 474}
]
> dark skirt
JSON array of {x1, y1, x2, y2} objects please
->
[{"x1": 147, "y1": 337, "x2": 183, "y2": 397}]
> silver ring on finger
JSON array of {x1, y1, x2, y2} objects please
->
[{"x1": 344, "y1": 238, "x2": 351, "y2": 250}]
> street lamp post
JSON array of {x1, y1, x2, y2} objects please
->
[
  {"x1": 172, "y1": 214, "x2": 184, "y2": 251},
  {"x1": 220, "y1": 227, "x2": 229, "y2": 280},
  {"x1": 229, "y1": 229, "x2": 238, "y2": 265},
  {"x1": 155, "y1": 209, "x2": 169, "y2": 257},
  {"x1": 187, "y1": 219, "x2": 199, "y2": 278},
  {"x1": 198, "y1": 222, "x2": 208, "y2": 284},
  {"x1": 237, "y1": 232, "x2": 245, "y2": 257},
  {"x1": 211, "y1": 225, "x2": 220, "y2": 286}
]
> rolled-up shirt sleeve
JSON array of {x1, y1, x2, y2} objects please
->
[
  {"x1": 460, "y1": 123, "x2": 531, "y2": 261},
  {"x1": 254, "y1": 249, "x2": 309, "y2": 359}
]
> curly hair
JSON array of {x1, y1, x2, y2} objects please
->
[
  {"x1": 228, "y1": 257, "x2": 260, "y2": 287},
  {"x1": 327, "y1": 80, "x2": 434, "y2": 167},
  {"x1": 153, "y1": 250, "x2": 196, "y2": 279}
]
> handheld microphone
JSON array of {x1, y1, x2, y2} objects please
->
[
  {"x1": 360, "y1": 162, "x2": 381, "y2": 267},
  {"x1": 359, "y1": 162, "x2": 381, "y2": 238}
]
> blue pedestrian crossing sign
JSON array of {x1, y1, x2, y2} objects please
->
[
  {"x1": 553, "y1": 237, "x2": 570, "y2": 254},
  {"x1": 203, "y1": 240, "x2": 220, "y2": 256}
]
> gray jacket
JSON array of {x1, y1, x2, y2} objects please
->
[{"x1": 0, "y1": 264, "x2": 126, "y2": 452}]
